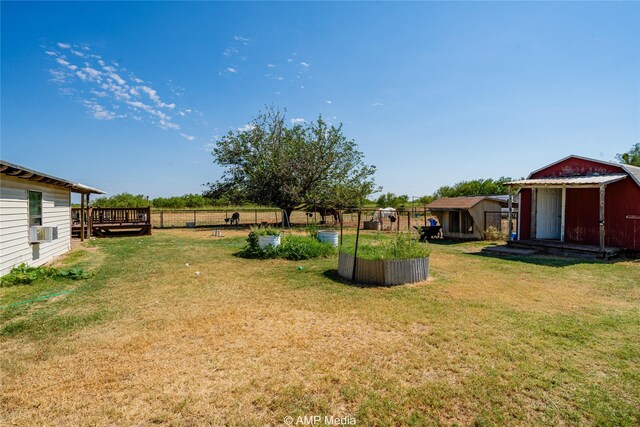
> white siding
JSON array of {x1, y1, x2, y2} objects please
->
[{"x1": 0, "y1": 175, "x2": 71, "y2": 276}]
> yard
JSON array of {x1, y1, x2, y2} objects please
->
[{"x1": 1, "y1": 229, "x2": 639, "y2": 426}]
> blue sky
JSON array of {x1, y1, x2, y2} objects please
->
[{"x1": 2, "y1": 1, "x2": 639, "y2": 200}]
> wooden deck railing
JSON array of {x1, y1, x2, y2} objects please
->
[{"x1": 72, "y1": 207, "x2": 151, "y2": 225}]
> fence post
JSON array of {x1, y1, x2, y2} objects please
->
[
  {"x1": 424, "y1": 207, "x2": 427, "y2": 227},
  {"x1": 194, "y1": 210, "x2": 197, "y2": 227},
  {"x1": 160, "y1": 210, "x2": 164, "y2": 228},
  {"x1": 254, "y1": 209, "x2": 258, "y2": 225}
]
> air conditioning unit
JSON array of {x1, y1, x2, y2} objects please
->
[{"x1": 29, "y1": 226, "x2": 58, "y2": 243}]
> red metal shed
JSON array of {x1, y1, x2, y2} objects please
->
[{"x1": 506, "y1": 155, "x2": 640, "y2": 255}]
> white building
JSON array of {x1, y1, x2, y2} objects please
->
[{"x1": 0, "y1": 160, "x2": 104, "y2": 276}]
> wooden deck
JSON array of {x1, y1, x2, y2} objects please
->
[
  {"x1": 508, "y1": 239, "x2": 621, "y2": 259},
  {"x1": 72, "y1": 207, "x2": 152, "y2": 238}
]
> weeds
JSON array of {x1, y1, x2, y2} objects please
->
[{"x1": 1, "y1": 264, "x2": 89, "y2": 287}]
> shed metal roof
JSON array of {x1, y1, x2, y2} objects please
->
[
  {"x1": 506, "y1": 173, "x2": 627, "y2": 187},
  {"x1": 524, "y1": 155, "x2": 640, "y2": 187},
  {"x1": 426, "y1": 196, "x2": 503, "y2": 210},
  {"x1": 0, "y1": 160, "x2": 105, "y2": 194}
]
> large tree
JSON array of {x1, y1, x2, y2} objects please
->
[
  {"x1": 208, "y1": 108, "x2": 377, "y2": 221},
  {"x1": 616, "y1": 143, "x2": 640, "y2": 166}
]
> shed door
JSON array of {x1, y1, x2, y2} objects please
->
[{"x1": 535, "y1": 188, "x2": 562, "y2": 239}]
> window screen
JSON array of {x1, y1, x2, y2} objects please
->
[
  {"x1": 28, "y1": 191, "x2": 42, "y2": 226},
  {"x1": 449, "y1": 211, "x2": 460, "y2": 233},
  {"x1": 461, "y1": 211, "x2": 473, "y2": 234}
]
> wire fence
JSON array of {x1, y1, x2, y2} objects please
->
[{"x1": 151, "y1": 207, "x2": 436, "y2": 231}]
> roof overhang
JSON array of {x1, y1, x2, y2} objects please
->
[
  {"x1": 506, "y1": 173, "x2": 627, "y2": 188},
  {"x1": 0, "y1": 160, "x2": 105, "y2": 194}
]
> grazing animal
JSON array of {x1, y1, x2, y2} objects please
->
[
  {"x1": 230, "y1": 211, "x2": 240, "y2": 225},
  {"x1": 307, "y1": 208, "x2": 340, "y2": 225}
]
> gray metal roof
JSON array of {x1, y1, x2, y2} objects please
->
[
  {"x1": 506, "y1": 173, "x2": 628, "y2": 187},
  {"x1": 0, "y1": 160, "x2": 105, "y2": 194}
]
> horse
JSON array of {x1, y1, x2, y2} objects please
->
[
  {"x1": 306, "y1": 208, "x2": 340, "y2": 225},
  {"x1": 230, "y1": 212, "x2": 240, "y2": 225}
]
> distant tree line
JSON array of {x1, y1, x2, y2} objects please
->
[
  {"x1": 374, "y1": 177, "x2": 513, "y2": 208},
  {"x1": 90, "y1": 193, "x2": 225, "y2": 209}
]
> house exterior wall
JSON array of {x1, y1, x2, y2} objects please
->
[
  {"x1": 0, "y1": 175, "x2": 71, "y2": 276},
  {"x1": 518, "y1": 157, "x2": 640, "y2": 250}
]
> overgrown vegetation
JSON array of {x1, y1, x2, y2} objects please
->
[
  {"x1": 484, "y1": 226, "x2": 508, "y2": 241},
  {"x1": 239, "y1": 227, "x2": 336, "y2": 260},
  {"x1": 1, "y1": 264, "x2": 89, "y2": 287},
  {"x1": 341, "y1": 233, "x2": 431, "y2": 260}
]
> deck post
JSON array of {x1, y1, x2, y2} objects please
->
[
  {"x1": 599, "y1": 185, "x2": 606, "y2": 255},
  {"x1": 560, "y1": 187, "x2": 566, "y2": 242},
  {"x1": 80, "y1": 193, "x2": 85, "y2": 241},
  {"x1": 507, "y1": 187, "x2": 513, "y2": 241}
]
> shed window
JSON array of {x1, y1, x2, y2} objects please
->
[
  {"x1": 28, "y1": 191, "x2": 42, "y2": 226},
  {"x1": 461, "y1": 211, "x2": 473, "y2": 234},
  {"x1": 449, "y1": 211, "x2": 460, "y2": 233}
]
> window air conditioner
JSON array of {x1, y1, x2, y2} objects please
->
[{"x1": 29, "y1": 226, "x2": 58, "y2": 243}]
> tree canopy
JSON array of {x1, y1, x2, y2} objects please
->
[
  {"x1": 433, "y1": 177, "x2": 512, "y2": 198},
  {"x1": 375, "y1": 192, "x2": 409, "y2": 208},
  {"x1": 207, "y1": 108, "x2": 377, "y2": 217},
  {"x1": 616, "y1": 143, "x2": 640, "y2": 166},
  {"x1": 91, "y1": 193, "x2": 150, "y2": 208}
]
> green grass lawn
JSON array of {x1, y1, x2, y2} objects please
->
[{"x1": 1, "y1": 229, "x2": 639, "y2": 426}]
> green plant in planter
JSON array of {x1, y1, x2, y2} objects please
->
[
  {"x1": 238, "y1": 228, "x2": 336, "y2": 260},
  {"x1": 305, "y1": 224, "x2": 319, "y2": 239},
  {"x1": 341, "y1": 233, "x2": 431, "y2": 261}
]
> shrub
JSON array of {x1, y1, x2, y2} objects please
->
[
  {"x1": 305, "y1": 224, "x2": 319, "y2": 239},
  {"x1": 341, "y1": 233, "x2": 430, "y2": 261},
  {"x1": 1, "y1": 264, "x2": 89, "y2": 287},
  {"x1": 278, "y1": 236, "x2": 337, "y2": 261},
  {"x1": 238, "y1": 229, "x2": 336, "y2": 260},
  {"x1": 484, "y1": 226, "x2": 507, "y2": 241}
]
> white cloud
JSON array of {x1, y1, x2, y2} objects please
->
[
  {"x1": 326, "y1": 100, "x2": 332, "y2": 104},
  {"x1": 237, "y1": 124, "x2": 255, "y2": 132},
  {"x1": 266, "y1": 64, "x2": 276, "y2": 68},
  {"x1": 233, "y1": 35, "x2": 250, "y2": 44},
  {"x1": 203, "y1": 143, "x2": 216, "y2": 152},
  {"x1": 180, "y1": 133, "x2": 196, "y2": 141},
  {"x1": 226, "y1": 67, "x2": 237, "y2": 73},
  {"x1": 371, "y1": 102, "x2": 384, "y2": 107},
  {"x1": 300, "y1": 62, "x2": 310, "y2": 68},
  {"x1": 82, "y1": 67, "x2": 101, "y2": 81},
  {"x1": 109, "y1": 72, "x2": 126, "y2": 85},
  {"x1": 290, "y1": 118, "x2": 305, "y2": 124},
  {"x1": 45, "y1": 42, "x2": 191, "y2": 133}
]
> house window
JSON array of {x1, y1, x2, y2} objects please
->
[
  {"x1": 28, "y1": 191, "x2": 42, "y2": 226},
  {"x1": 461, "y1": 211, "x2": 473, "y2": 234},
  {"x1": 449, "y1": 211, "x2": 460, "y2": 233}
]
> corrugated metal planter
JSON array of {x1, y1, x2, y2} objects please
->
[
  {"x1": 337, "y1": 252, "x2": 429, "y2": 286},
  {"x1": 317, "y1": 230, "x2": 339, "y2": 246},
  {"x1": 257, "y1": 235, "x2": 281, "y2": 249}
]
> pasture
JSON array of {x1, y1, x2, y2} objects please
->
[{"x1": 1, "y1": 229, "x2": 639, "y2": 426}]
